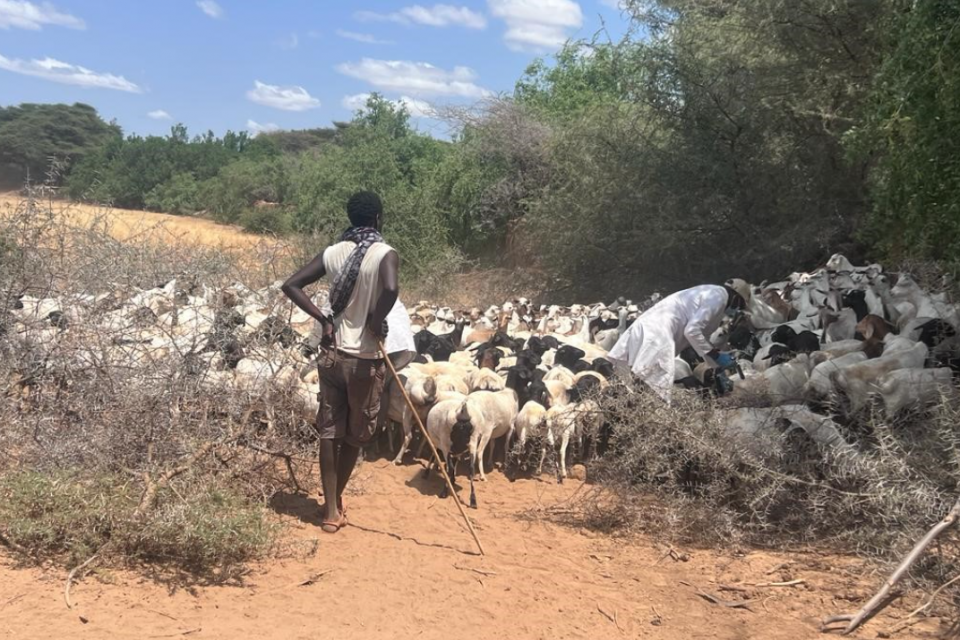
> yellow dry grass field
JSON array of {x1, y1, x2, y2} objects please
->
[{"x1": 0, "y1": 192, "x2": 275, "y2": 251}]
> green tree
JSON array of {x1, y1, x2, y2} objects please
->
[
  {"x1": 294, "y1": 94, "x2": 457, "y2": 280},
  {"x1": 0, "y1": 103, "x2": 120, "y2": 184},
  {"x1": 851, "y1": 0, "x2": 960, "y2": 262}
]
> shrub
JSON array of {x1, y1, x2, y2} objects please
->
[
  {"x1": 126, "y1": 481, "x2": 277, "y2": 578},
  {"x1": 238, "y1": 205, "x2": 291, "y2": 234},
  {"x1": 145, "y1": 172, "x2": 202, "y2": 215},
  {"x1": 0, "y1": 470, "x2": 134, "y2": 566},
  {"x1": 586, "y1": 383, "x2": 960, "y2": 564},
  {"x1": 0, "y1": 196, "x2": 305, "y2": 580}
]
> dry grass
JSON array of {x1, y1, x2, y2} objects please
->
[
  {"x1": 0, "y1": 192, "x2": 272, "y2": 251},
  {"x1": 0, "y1": 192, "x2": 310, "y2": 580}
]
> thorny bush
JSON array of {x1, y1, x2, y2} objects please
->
[
  {"x1": 579, "y1": 381, "x2": 960, "y2": 591},
  {"x1": 0, "y1": 192, "x2": 317, "y2": 580}
]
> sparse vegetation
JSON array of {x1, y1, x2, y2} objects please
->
[{"x1": 0, "y1": 194, "x2": 306, "y2": 581}]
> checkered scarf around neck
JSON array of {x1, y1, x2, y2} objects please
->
[{"x1": 328, "y1": 226, "x2": 384, "y2": 320}]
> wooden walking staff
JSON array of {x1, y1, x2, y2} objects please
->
[{"x1": 378, "y1": 339, "x2": 486, "y2": 556}]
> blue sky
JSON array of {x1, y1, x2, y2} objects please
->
[{"x1": 0, "y1": 1, "x2": 630, "y2": 138}]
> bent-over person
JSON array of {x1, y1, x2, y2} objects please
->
[{"x1": 281, "y1": 191, "x2": 399, "y2": 533}]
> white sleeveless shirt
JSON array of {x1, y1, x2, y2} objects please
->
[{"x1": 321, "y1": 240, "x2": 395, "y2": 359}]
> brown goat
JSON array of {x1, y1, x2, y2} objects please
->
[
  {"x1": 761, "y1": 289, "x2": 799, "y2": 321},
  {"x1": 857, "y1": 314, "x2": 896, "y2": 359}
]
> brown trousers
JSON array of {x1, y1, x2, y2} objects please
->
[{"x1": 315, "y1": 350, "x2": 385, "y2": 448}]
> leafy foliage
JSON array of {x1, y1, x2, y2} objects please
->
[
  {"x1": 13, "y1": 2, "x2": 960, "y2": 295},
  {"x1": 0, "y1": 103, "x2": 119, "y2": 185},
  {"x1": 851, "y1": 0, "x2": 960, "y2": 263}
]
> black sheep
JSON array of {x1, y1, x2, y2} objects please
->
[
  {"x1": 570, "y1": 359, "x2": 591, "y2": 374},
  {"x1": 515, "y1": 349, "x2": 542, "y2": 371},
  {"x1": 46, "y1": 310, "x2": 68, "y2": 330},
  {"x1": 678, "y1": 346, "x2": 702, "y2": 368},
  {"x1": 567, "y1": 374, "x2": 601, "y2": 403},
  {"x1": 762, "y1": 343, "x2": 795, "y2": 367},
  {"x1": 525, "y1": 336, "x2": 548, "y2": 357},
  {"x1": 253, "y1": 316, "x2": 297, "y2": 348},
  {"x1": 425, "y1": 319, "x2": 467, "y2": 362},
  {"x1": 554, "y1": 345, "x2": 586, "y2": 369},
  {"x1": 591, "y1": 358, "x2": 615, "y2": 378},
  {"x1": 541, "y1": 335, "x2": 561, "y2": 351},
  {"x1": 414, "y1": 329, "x2": 437, "y2": 355}
]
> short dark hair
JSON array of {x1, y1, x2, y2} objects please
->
[{"x1": 346, "y1": 191, "x2": 383, "y2": 227}]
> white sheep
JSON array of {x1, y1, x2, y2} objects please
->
[
  {"x1": 456, "y1": 388, "x2": 520, "y2": 482},
  {"x1": 467, "y1": 368, "x2": 506, "y2": 392},
  {"x1": 543, "y1": 365, "x2": 575, "y2": 387},
  {"x1": 545, "y1": 399, "x2": 600, "y2": 481},
  {"x1": 509, "y1": 400, "x2": 549, "y2": 477},
  {"x1": 390, "y1": 372, "x2": 469, "y2": 465},
  {"x1": 731, "y1": 353, "x2": 822, "y2": 405},
  {"x1": 424, "y1": 397, "x2": 477, "y2": 505}
]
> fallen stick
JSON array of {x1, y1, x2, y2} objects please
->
[
  {"x1": 748, "y1": 579, "x2": 805, "y2": 588},
  {"x1": 885, "y1": 573, "x2": 960, "y2": 635},
  {"x1": 454, "y1": 565, "x2": 498, "y2": 577},
  {"x1": 822, "y1": 496, "x2": 960, "y2": 635},
  {"x1": 255, "y1": 569, "x2": 334, "y2": 594},
  {"x1": 148, "y1": 628, "x2": 201, "y2": 638},
  {"x1": 597, "y1": 603, "x2": 623, "y2": 632},
  {"x1": 719, "y1": 584, "x2": 751, "y2": 593},
  {"x1": 64, "y1": 553, "x2": 100, "y2": 609},
  {"x1": 379, "y1": 339, "x2": 486, "y2": 557},
  {"x1": 696, "y1": 591, "x2": 756, "y2": 611}
]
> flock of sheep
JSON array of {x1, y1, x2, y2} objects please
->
[{"x1": 7, "y1": 252, "x2": 959, "y2": 508}]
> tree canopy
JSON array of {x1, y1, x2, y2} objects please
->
[{"x1": 11, "y1": 1, "x2": 960, "y2": 296}]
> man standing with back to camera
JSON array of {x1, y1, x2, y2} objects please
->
[{"x1": 282, "y1": 191, "x2": 399, "y2": 534}]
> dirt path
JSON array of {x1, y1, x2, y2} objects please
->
[{"x1": 0, "y1": 461, "x2": 943, "y2": 640}]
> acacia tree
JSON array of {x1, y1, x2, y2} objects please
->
[
  {"x1": 509, "y1": 1, "x2": 891, "y2": 299},
  {"x1": 0, "y1": 103, "x2": 119, "y2": 185}
]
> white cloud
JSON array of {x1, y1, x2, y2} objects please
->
[
  {"x1": 337, "y1": 59, "x2": 490, "y2": 98},
  {"x1": 246, "y1": 119, "x2": 280, "y2": 136},
  {"x1": 488, "y1": 0, "x2": 583, "y2": 52},
  {"x1": 0, "y1": 0, "x2": 84, "y2": 30},
  {"x1": 335, "y1": 29, "x2": 392, "y2": 45},
  {"x1": 356, "y1": 4, "x2": 486, "y2": 29},
  {"x1": 0, "y1": 53, "x2": 142, "y2": 92},
  {"x1": 196, "y1": 0, "x2": 223, "y2": 19},
  {"x1": 246, "y1": 80, "x2": 320, "y2": 111},
  {"x1": 599, "y1": 0, "x2": 622, "y2": 7},
  {"x1": 342, "y1": 93, "x2": 436, "y2": 119},
  {"x1": 278, "y1": 32, "x2": 299, "y2": 49},
  {"x1": 148, "y1": 109, "x2": 171, "y2": 120}
]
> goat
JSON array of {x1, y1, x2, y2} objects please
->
[
  {"x1": 832, "y1": 341, "x2": 929, "y2": 412},
  {"x1": 805, "y1": 351, "x2": 868, "y2": 400},
  {"x1": 770, "y1": 325, "x2": 821, "y2": 353},
  {"x1": 875, "y1": 367, "x2": 954, "y2": 417}
]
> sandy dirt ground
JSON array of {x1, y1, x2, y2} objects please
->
[
  {"x1": 0, "y1": 461, "x2": 948, "y2": 640},
  {"x1": 0, "y1": 190, "x2": 950, "y2": 638}
]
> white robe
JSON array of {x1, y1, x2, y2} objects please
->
[
  {"x1": 608, "y1": 285, "x2": 729, "y2": 400},
  {"x1": 384, "y1": 299, "x2": 416, "y2": 370}
]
